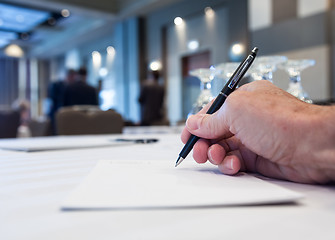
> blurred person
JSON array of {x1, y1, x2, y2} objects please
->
[
  {"x1": 138, "y1": 70, "x2": 165, "y2": 126},
  {"x1": 48, "y1": 69, "x2": 76, "y2": 134},
  {"x1": 96, "y1": 79, "x2": 103, "y2": 106},
  {"x1": 181, "y1": 80, "x2": 335, "y2": 184},
  {"x1": 63, "y1": 67, "x2": 98, "y2": 106},
  {"x1": 11, "y1": 99, "x2": 31, "y2": 138}
]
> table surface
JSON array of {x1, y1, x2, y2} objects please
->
[{"x1": 1, "y1": 127, "x2": 335, "y2": 240}]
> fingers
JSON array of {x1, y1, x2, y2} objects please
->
[
  {"x1": 215, "y1": 150, "x2": 289, "y2": 182},
  {"x1": 192, "y1": 139, "x2": 229, "y2": 165},
  {"x1": 193, "y1": 139, "x2": 210, "y2": 164},
  {"x1": 218, "y1": 150, "x2": 243, "y2": 175},
  {"x1": 190, "y1": 136, "x2": 287, "y2": 180},
  {"x1": 208, "y1": 143, "x2": 227, "y2": 165},
  {"x1": 186, "y1": 111, "x2": 231, "y2": 139},
  {"x1": 181, "y1": 126, "x2": 191, "y2": 144}
]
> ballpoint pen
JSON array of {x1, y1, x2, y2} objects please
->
[
  {"x1": 175, "y1": 47, "x2": 258, "y2": 167},
  {"x1": 114, "y1": 138, "x2": 159, "y2": 144}
]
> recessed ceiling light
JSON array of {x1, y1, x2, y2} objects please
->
[
  {"x1": 48, "y1": 17, "x2": 56, "y2": 26},
  {"x1": 149, "y1": 61, "x2": 162, "y2": 71},
  {"x1": 20, "y1": 32, "x2": 30, "y2": 40},
  {"x1": 188, "y1": 40, "x2": 199, "y2": 50},
  {"x1": 174, "y1": 17, "x2": 183, "y2": 26},
  {"x1": 92, "y1": 51, "x2": 101, "y2": 66},
  {"x1": 107, "y1": 46, "x2": 115, "y2": 56},
  {"x1": 204, "y1": 7, "x2": 215, "y2": 17},
  {"x1": 61, "y1": 9, "x2": 70, "y2": 18},
  {"x1": 99, "y1": 68, "x2": 108, "y2": 77},
  {"x1": 4, "y1": 44, "x2": 24, "y2": 58},
  {"x1": 231, "y1": 43, "x2": 244, "y2": 56}
]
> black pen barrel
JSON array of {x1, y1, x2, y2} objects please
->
[
  {"x1": 179, "y1": 90, "x2": 230, "y2": 159},
  {"x1": 206, "y1": 87, "x2": 233, "y2": 114},
  {"x1": 179, "y1": 134, "x2": 200, "y2": 159}
]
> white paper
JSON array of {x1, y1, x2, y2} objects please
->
[
  {"x1": 0, "y1": 135, "x2": 130, "y2": 152},
  {"x1": 62, "y1": 160, "x2": 303, "y2": 210}
]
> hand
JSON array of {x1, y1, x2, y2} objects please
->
[{"x1": 181, "y1": 80, "x2": 335, "y2": 184}]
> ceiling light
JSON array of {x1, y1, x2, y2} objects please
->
[
  {"x1": 61, "y1": 9, "x2": 70, "y2": 18},
  {"x1": 47, "y1": 17, "x2": 56, "y2": 26},
  {"x1": 204, "y1": 7, "x2": 215, "y2": 17},
  {"x1": 231, "y1": 43, "x2": 244, "y2": 56},
  {"x1": 20, "y1": 32, "x2": 30, "y2": 40},
  {"x1": 149, "y1": 61, "x2": 162, "y2": 71},
  {"x1": 4, "y1": 44, "x2": 24, "y2": 58},
  {"x1": 107, "y1": 46, "x2": 115, "y2": 56},
  {"x1": 174, "y1": 17, "x2": 183, "y2": 26},
  {"x1": 99, "y1": 68, "x2": 108, "y2": 77},
  {"x1": 92, "y1": 51, "x2": 100, "y2": 58},
  {"x1": 92, "y1": 51, "x2": 101, "y2": 67},
  {"x1": 188, "y1": 40, "x2": 199, "y2": 50}
]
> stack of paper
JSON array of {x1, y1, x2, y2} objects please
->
[
  {"x1": 0, "y1": 136, "x2": 129, "y2": 152},
  {"x1": 62, "y1": 160, "x2": 303, "y2": 210}
]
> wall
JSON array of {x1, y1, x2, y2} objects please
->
[{"x1": 145, "y1": 0, "x2": 234, "y2": 68}]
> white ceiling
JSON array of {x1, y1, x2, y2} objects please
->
[{"x1": 0, "y1": 0, "x2": 182, "y2": 58}]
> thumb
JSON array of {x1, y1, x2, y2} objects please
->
[{"x1": 186, "y1": 111, "x2": 231, "y2": 139}]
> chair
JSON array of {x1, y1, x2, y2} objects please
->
[
  {"x1": 0, "y1": 109, "x2": 20, "y2": 138},
  {"x1": 56, "y1": 105, "x2": 124, "y2": 135},
  {"x1": 28, "y1": 118, "x2": 51, "y2": 137}
]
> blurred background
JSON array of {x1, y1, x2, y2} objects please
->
[{"x1": 0, "y1": 0, "x2": 334, "y2": 135}]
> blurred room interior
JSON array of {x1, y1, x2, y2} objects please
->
[{"x1": 0, "y1": 0, "x2": 335, "y2": 137}]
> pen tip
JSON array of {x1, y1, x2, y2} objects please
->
[{"x1": 175, "y1": 156, "x2": 184, "y2": 167}]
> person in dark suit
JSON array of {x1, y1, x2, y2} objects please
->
[
  {"x1": 48, "y1": 69, "x2": 76, "y2": 134},
  {"x1": 64, "y1": 67, "x2": 98, "y2": 107},
  {"x1": 138, "y1": 70, "x2": 165, "y2": 126}
]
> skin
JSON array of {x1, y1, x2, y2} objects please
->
[{"x1": 181, "y1": 80, "x2": 335, "y2": 184}]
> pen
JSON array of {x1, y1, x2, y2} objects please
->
[
  {"x1": 114, "y1": 138, "x2": 159, "y2": 144},
  {"x1": 175, "y1": 47, "x2": 258, "y2": 167}
]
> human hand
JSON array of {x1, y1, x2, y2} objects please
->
[{"x1": 181, "y1": 80, "x2": 335, "y2": 184}]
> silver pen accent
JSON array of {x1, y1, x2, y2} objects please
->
[{"x1": 228, "y1": 55, "x2": 255, "y2": 89}]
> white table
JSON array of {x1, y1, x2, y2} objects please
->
[{"x1": 1, "y1": 132, "x2": 334, "y2": 240}]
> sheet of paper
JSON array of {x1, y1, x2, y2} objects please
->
[
  {"x1": 62, "y1": 159, "x2": 303, "y2": 210},
  {"x1": 0, "y1": 135, "x2": 131, "y2": 152}
]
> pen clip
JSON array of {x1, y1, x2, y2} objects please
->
[{"x1": 228, "y1": 55, "x2": 254, "y2": 89}]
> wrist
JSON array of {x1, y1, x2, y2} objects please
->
[
  {"x1": 316, "y1": 106, "x2": 335, "y2": 165},
  {"x1": 299, "y1": 105, "x2": 335, "y2": 181}
]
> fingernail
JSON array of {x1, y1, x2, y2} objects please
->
[
  {"x1": 223, "y1": 157, "x2": 234, "y2": 171},
  {"x1": 186, "y1": 114, "x2": 204, "y2": 131},
  {"x1": 208, "y1": 148, "x2": 213, "y2": 162}
]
